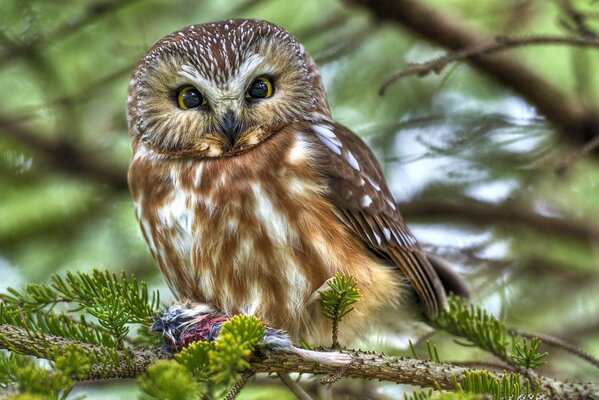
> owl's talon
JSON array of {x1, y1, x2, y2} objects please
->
[
  {"x1": 154, "y1": 301, "x2": 353, "y2": 367},
  {"x1": 153, "y1": 301, "x2": 294, "y2": 352}
]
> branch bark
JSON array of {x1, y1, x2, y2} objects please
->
[
  {"x1": 379, "y1": 35, "x2": 599, "y2": 93},
  {"x1": 1, "y1": 323, "x2": 597, "y2": 399},
  {"x1": 348, "y1": 0, "x2": 599, "y2": 145}
]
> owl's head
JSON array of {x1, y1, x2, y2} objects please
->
[{"x1": 127, "y1": 19, "x2": 329, "y2": 158}]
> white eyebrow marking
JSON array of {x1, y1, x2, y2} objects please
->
[
  {"x1": 179, "y1": 64, "x2": 204, "y2": 82},
  {"x1": 230, "y1": 53, "x2": 271, "y2": 89},
  {"x1": 178, "y1": 64, "x2": 220, "y2": 99}
]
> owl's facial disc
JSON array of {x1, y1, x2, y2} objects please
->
[{"x1": 130, "y1": 19, "x2": 317, "y2": 158}]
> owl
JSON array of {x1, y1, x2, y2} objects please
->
[{"x1": 127, "y1": 19, "x2": 467, "y2": 345}]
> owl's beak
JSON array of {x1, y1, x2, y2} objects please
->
[{"x1": 221, "y1": 110, "x2": 241, "y2": 146}]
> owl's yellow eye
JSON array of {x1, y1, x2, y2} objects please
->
[
  {"x1": 177, "y1": 86, "x2": 207, "y2": 110},
  {"x1": 246, "y1": 77, "x2": 273, "y2": 99}
]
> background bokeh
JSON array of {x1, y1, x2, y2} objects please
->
[{"x1": 1, "y1": 0, "x2": 598, "y2": 398}]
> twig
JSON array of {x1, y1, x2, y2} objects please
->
[
  {"x1": 379, "y1": 35, "x2": 599, "y2": 94},
  {"x1": 556, "y1": 0, "x2": 598, "y2": 39},
  {"x1": 224, "y1": 370, "x2": 255, "y2": 400},
  {"x1": 399, "y1": 198, "x2": 599, "y2": 242},
  {"x1": 277, "y1": 373, "x2": 314, "y2": 400},
  {"x1": 508, "y1": 328, "x2": 599, "y2": 370},
  {"x1": 1, "y1": 323, "x2": 597, "y2": 399},
  {"x1": 348, "y1": 0, "x2": 599, "y2": 147},
  {"x1": 555, "y1": 134, "x2": 599, "y2": 175}
]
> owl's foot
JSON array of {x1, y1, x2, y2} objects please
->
[
  {"x1": 152, "y1": 301, "x2": 293, "y2": 353},
  {"x1": 152, "y1": 301, "x2": 352, "y2": 366}
]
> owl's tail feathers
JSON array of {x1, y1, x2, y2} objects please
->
[{"x1": 426, "y1": 254, "x2": 471, "y2": 302}]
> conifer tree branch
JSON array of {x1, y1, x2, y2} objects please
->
[
  {"x1": 1, "y1": 323, "x2": 597, "y2": 399},
  {"x1": 0, "y1": 323, "x2": 161, "y2": 380},
  {"x1": 508, "y1": 327, "x2": 599, "y2": 370}
]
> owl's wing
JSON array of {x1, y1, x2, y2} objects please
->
[{"x1": 311, "y1": 122, "x2": 447, "y2": 320}]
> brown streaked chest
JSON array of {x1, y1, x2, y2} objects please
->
[{"x1": 128, "y1": 130, "x2": 356, "y2": 324}]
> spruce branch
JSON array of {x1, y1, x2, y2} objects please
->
[
  {"x1": 508, "y1": 327, "x2": 599, "y2": 370},
  {"x1": 1, "y1": 269, "x2": 160, "y2": 325},
  {"x1": 435, "y1": 296, "x2": 548, "y2": 371},
  {"x1": 138, "y1": 360, "x2": 204, "y2": 400},
  {"x1": 1, "y1": 324, "x2": 596, "y2": 399},
  {"x1": 319, "y1": 273, "x2": 361, "y2": 349}
]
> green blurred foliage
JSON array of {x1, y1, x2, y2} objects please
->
[{"x1": 1, "y1": 0, "x2": 598, "y2": 397}]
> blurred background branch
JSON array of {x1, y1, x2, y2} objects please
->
[{"x1": 349, "y1": 0, "x2": 599, "y2": 149}]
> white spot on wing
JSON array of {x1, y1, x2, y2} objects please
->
[
  {"x1": 386, "y1": 198, "x2": 397, "y2": 211},
  {"x1": 365, "y1": 175, "x2": 381, "y2": 191},
  {"x1": 373, "y1": 232, "x2": 381, "y2": 245},
  {"x1": 317, "y1": 134, "x2": 342, "y2": 155},
  {"x1": 344, "y1": 150, "x2": 360, "y2": 171},
  {"x1": 383, "y1": 227, "x2": 391, "y2": 241},
  {"x1": 313, "y1": 125, "x2": 341, "y2": 145},
  {"x1": 361, "y1": 194, "x2": 373, "y2": 208}
]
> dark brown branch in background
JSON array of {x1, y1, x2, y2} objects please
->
[
  {"x1": 15, "y1": 63, "x2": 136, "y2": 122},
  {"x1": 399, "y1": 198, "x2": 599, "y2": 242},
  {"x1": 0, "y1": 112, "x2": 128, "y2": 190},
  {"x1": 1, "y1": 323, "x2": 597, "y2": 399},
  {"x1": 556, "y1": 134, "x2": 599, "y2": 175},
  {"x1": 348, "y1": 0, "x2": 599, "y2": 146},
  {"x1": 378, "y1": 35, "x2": 599, "y2": 94},
  {"x1": 556, "y1": 0, "x2": 598, "y2": 39}
]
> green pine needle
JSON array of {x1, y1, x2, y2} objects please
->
[
  {"x1": 457, "y1": 370, "x2": 541, "y2": 400},
  {"x1": 175, "y1": 341, "x2": 214, "y2": 380},
  {"x1": 1, "y1": 269, "x2": 160, "y2": 326},
  {"x1": 138, "y1": 360, "x2": 204, "y2": 400},
  {"x1": 436, "y1": 296, "x2": 548, "y2": 370},
  {"x1": 319, "y1": 273, "x2": 361, "y2": 348},
  {"x1": 319, "y1": 273, "x2": 361, "y2": 321},
  {"x1": 210, "y1": 315, "x2": 265, "y2": 386},
  {"x1": 403, "y1": 390, "x2": 483, "y2": 400}
]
